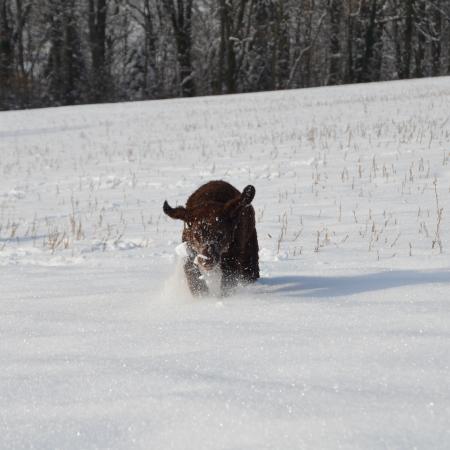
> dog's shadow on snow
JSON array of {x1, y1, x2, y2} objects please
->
[{"x1": 257, "y1": 269, "x2": 450, "y2": 298}]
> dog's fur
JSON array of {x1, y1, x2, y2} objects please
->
[{"x1": 163, "y1": 180, "x2": 259, "y2": 296}]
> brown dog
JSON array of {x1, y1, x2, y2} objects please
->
[{"x1": 163, "y1": 180, "x2": 259, "y2": 296}]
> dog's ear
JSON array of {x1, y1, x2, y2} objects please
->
[
  {"x1": 163, "y1": 201, "x2": 187, "y2": 221},
  {"x1": 241, "y1": 185, "x2": 255, "y2": 205},
  {"x1": 223, "y1": 185, "x2": 255, "y2": 219}
]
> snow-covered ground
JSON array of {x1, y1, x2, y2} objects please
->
[{"x1": 1, "y1": 77, "x2": 450, "y2": 449}]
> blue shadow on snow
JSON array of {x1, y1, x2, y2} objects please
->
[{"x1": 258, "y1": 269, "x2": 450, "y2": 298}]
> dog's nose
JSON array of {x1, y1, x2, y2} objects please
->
[
  {"x1": 195, "y1": 244, "x2": 219, "y2": 269},
  {"x1": 205, "y1": 243, "x2": 220, "y2": 258}
]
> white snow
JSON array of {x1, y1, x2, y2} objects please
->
[{"x1": 1, "y1": 77, "x2": 450, "y2": 449}]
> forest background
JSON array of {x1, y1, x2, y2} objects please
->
[{"x1": 1, "y1": 0, "x2": 449, "y2": 110}]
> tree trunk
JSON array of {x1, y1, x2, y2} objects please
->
[
  {"x1": 328, "y1": 0, "x2": 342, "y2": 85},
  {"x1": 274, "y1": 0, "x2": 289, "y2": 89},
  {"x1": 250, "y1": 0, "x2": 275, "y2": 91},
  {"x1": 88, "y1": 0, "x2": 108, "y2": 102},
  {"x1": 176, "y1": 29, "x2": 195, "y2": 97},
  {"x1": 414, "y1": 0, "x2": 426, "y2": 78},
  {"x1": 360, "y1": 0, "x2": 384, "y2": 82},
  {"x1": 0, "y1": 0, "x2": 14, "y2": 108},
  {"x1": 162, "y1": 0, "x2": 195, "y2": 97},
  {"x1": 400, "y1": 0, "x2": 414, "y2": 79},
  {"x1": 215, "y1": 0, "x2": 226, "y2": 94},
  {"x1": 430, "y1": 0, "x2": 442, "y2": 76},
  {"x1": 345, "y1": 9, "x2": 354, "y2": 84},
  {"x1": 63, "y1": 0, "x2": 84, "y2": 104}
]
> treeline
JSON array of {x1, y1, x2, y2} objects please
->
[{"x1": 1, "y1": 0, "x2": 450, "y2": 110}]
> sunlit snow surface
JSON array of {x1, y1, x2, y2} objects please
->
[{"x1": 1, "y1": 78, "x2": 450, "y2": 449}]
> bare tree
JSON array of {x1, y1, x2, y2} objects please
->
[
  {"x1": 0, "y1": 0, "x2": 15, "y2": 107},
  {"x1": 126, "y1": 0, "x2": 158, "y2": 98},
  {"x1": 88, "y1": 0, "x2": 109, "y2": 101},
  {"x1": 161, "y1": 0, "x2": 195, "y2": 96},
  {"x1": 328, "y1": 0, "x2": 343, "y2": 85},
  {"x1": 216, "y1": 0, "x2": 251, "y2": 94}
]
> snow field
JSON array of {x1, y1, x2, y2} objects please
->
[{"x1": 1, "y1": 77, "x2": 450, "y2": 449}]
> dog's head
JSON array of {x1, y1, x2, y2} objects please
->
[{"x1": 163, "y1": 185, "x2": 255, "y2": 270}]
